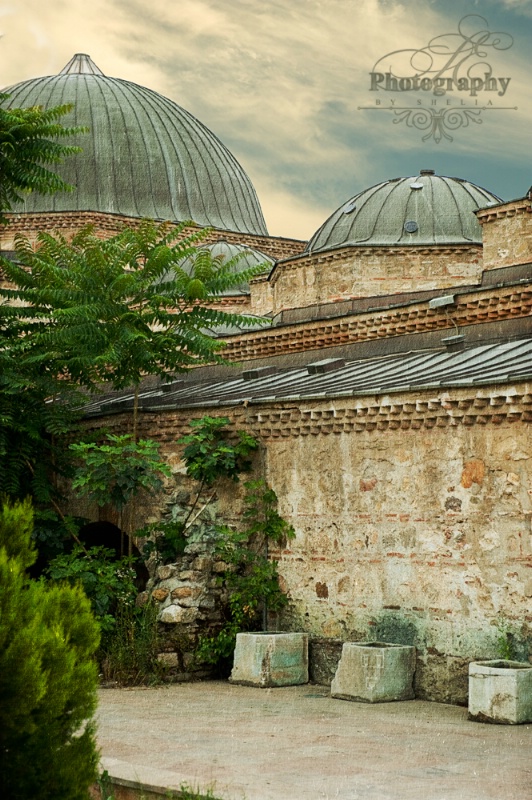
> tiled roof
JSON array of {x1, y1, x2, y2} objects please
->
[{"x1": 84, "y1": 338, "x2": 532, "y2": 416}]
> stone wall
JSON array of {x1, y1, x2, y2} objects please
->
[
  {"x1": 256, "y1": 390, "x2": 532, "y2": 704},
  {"x1": 80, "y1": 384, "x2": 532, "y2": 703},
  {"x1": 269, "y1": 245, "x2": 483, "y2": 312},
  {"x1": 477, "y1": 199, "x2": 532, "y2": 269},
  {"x1": 249, "y1": 273, "x2": 274, "y2": 317},
  {"x1": 139, "y1": 503, "x2": 231, "y2": 680}
]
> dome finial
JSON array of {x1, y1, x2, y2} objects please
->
[{"x1": 60, "y1": 54, "x2": 104, "y2": 76}]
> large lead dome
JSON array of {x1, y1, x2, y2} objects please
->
[
  {"x1": 306, "y1": 170, "x2": 500, "y2": 253},
  {"x1": 2, "y1": 54, "x2": 268, "y2": 235}
]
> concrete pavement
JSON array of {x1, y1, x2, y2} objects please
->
[{"x1": 96, "y1": 681, "x2": 532, "y2": 800}]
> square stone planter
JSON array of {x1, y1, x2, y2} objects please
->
[
  {"x1": 468, "y1": 660, "x2": 532, "y2": 724},
  {"x1": 229, "y1": 632, "x2": 309, "y2": 688},
  {"x1": 331, "y1": 641, "x2": 416, "y2": 703}
]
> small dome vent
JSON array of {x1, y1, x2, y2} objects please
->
[
  {"x1": 59, "y1": 53, "x2": 103, "y2": 75},
  {"x1": 404, "y1": 220, "x2": 418, "y2": 233},
  {"x1": 342, "y1": 200, "x2": 357, "y2": 214}
]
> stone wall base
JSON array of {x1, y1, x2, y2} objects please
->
[{"x1": 308, "y1": 637, "x2": 469, "y2": 705}]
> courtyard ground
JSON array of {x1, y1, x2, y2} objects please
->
[{"x1": 96, "y1": 681, "x2": 531, "y2": 800}]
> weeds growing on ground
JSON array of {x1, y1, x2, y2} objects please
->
[
  {"x1": 177, "y1": 785, "x2": 225, "y2": 800},
  {"x1": 95, "y1": 770, "x2": 226, "y2": 799},
  {"x1": 99, "y1": 599, "x2": 165, "y2": 685}
]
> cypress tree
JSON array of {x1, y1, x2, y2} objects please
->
[{"x1": 0, "y1": 500, "x2": 100, "y2": 799}]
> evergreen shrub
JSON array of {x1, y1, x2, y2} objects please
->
[{"x1": 0, "y1": 500, "x2": 100, "y2": 800}]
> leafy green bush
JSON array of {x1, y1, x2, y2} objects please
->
[
  {"x1": 142, "y1": 519, "x2": 188, "y2": 565},
  {"x1": 46, "y1": 543, "x2": 165, "y2": 684},
  {"x1": 173, "y1": 417, "x2": 294, "y2": 673},
  {"x1": 0, "y1": 500, "x2": 100, "y2": 800},
  {"x1": 179, "y1": 416, "x2": 258, "y2": 486},
  {"x1": 70, "y1": 434, "x2": 171, "y2": 514},
  {"x1": 46, "y1": 544, "x2": 138, "y2": 632},
  {"x1": 141, "y1": 417, "x2": 259, "y2": 567}
]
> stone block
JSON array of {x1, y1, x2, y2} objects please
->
[
  {"x1": 468, "y1": 660, "x2": 532, "y2": 724},
  {"x1": 151, "y1": 588, "x2": 169, "y2": 602},
  {"x1": 331, "y1": 642, "x2": 416, "y2": 703},
  {"x1": 414, "y1": 653, "x2": 468, "y2": 705},
  {"x1": 309, "y1": 637, "x2": 344, "y2": 685},
  {"x1": 156, "y1": 564, "x2": 178, "y2": 581},
  {"x1": 230, "y1": 632, "x2": 309, "y2": 688},
  {"x1": 157, "y1": 652, "x2": 179, "y2": 667},
  {"x1": 159, "y1": 605, "x2": 197, "y2": 624}
]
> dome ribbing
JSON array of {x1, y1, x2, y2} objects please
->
[
  {"x1": 306, "y1": 171, "x2": 501, "y2": 253},
  {"x1": 2, "y1": 54, "x2": 268, "y2": 235}
]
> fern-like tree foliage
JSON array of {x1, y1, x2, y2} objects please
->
[
  {"x1": 0, "y1": 279, "x2": 85, "y2": 505},
  {"x1": 0, "y1": 94, "x2": 86, "y2": 223},
  {"x1": 0, "y1": 500, "x2": 100, "y2": 799},
  {"x1": 0, "y1": 220, "x2": 268, "y2": 499},
  {"x1": 0, "y1": 95, "x2": 86, "y2": 501}
]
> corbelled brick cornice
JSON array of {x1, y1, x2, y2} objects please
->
[
  {"x1": 220, "y1": 285, "x2": 532, "y2": 360},
  {"x1": 95, "y1": 385, "x2": 532, "y2": 442},
  {"x1": 240, "y1": 390, "x2": 532, "y2": 438},
  {"x1": 476, "y1": 198, "x2": 532, "y2": 224},
  {"x1": 1, "y1": 211, "x2": 304, "y2": 260}
]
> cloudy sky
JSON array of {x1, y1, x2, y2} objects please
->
[{"x1": 1, "y1": 0, "x2": 531, "y2": 240}]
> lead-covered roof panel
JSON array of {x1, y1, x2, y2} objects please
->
[
  {"x1": 83, "y1": 338, "x2": 532, "y2": 415},
  {"x1": 2, "y1": 54, "x2": 268, "y2": 236},
  {"x1": 305, "y1": 171, "x2": 501, "y2": 254}
]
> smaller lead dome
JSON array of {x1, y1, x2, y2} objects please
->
[{"x1": 306, "y1": 173, "x2": 501, "y2": 253}]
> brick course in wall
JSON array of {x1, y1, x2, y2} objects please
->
[
  {"x1": 220, "y1": 283, "x2": 532, "y2": 361},
  {"x1": 0, "y1": 210, "x2": 305, "y2": 261}
]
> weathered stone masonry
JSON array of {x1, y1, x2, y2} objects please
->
[
  {"x1": 83, "y1": 383, "x2": 532, "y2": 702},
  {"x1": 6, "y1": 58, "x2": 532, "y2": 707},
  {"x1": 258, "y1": 392, "x2": 532, "y2": 704}
]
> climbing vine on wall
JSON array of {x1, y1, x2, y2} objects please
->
[{"x1": 156, "y1": 416, "x2": 296, "y2": 673}]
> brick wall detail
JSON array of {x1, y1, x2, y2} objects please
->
[
  {"x1": 0, "y1": 211, "x2": 305, "y2": 261},
  {"x1": 77, "y1": 382, "x2": 532, "y2": 702},
  {"x1": 221, "y1": 284, "x2": 532, "y2": 361}
]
